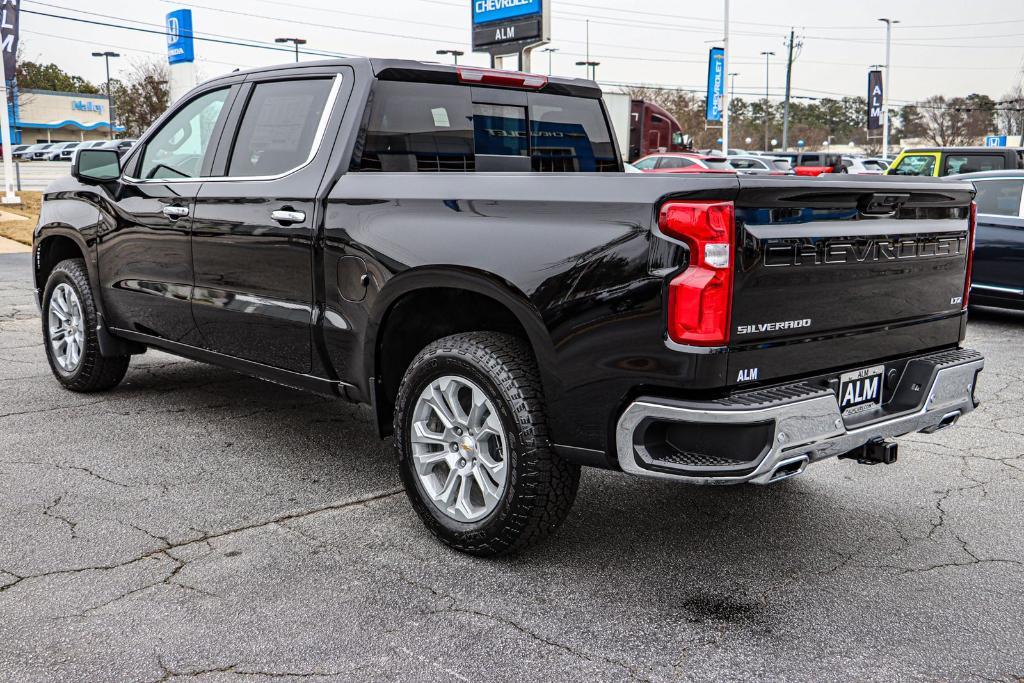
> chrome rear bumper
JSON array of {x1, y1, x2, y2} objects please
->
[{"x1": 616, "y1": 348, "x2": 983, "y2": 485}]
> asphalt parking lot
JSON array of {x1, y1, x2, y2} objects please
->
[{"x1": 1, "y1": 251, "x2": 1022, "y2": 682}]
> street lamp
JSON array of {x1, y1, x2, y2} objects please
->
[
  {"x1": 728, "y1": 71, "x2": 739, "y2": 100},
  {"x1": 91, "y1": 51, "x2": 120, "y2": 140},
  {"x1": 575, "y1": 61, "x2": 600, "y2": 80},
  {"x1": 275, "y1": 37, "x2": 307, "y2": 63},
  {"x1": 436, "y1": 49, "x2": 465, "y2": 65},
  {"x1": 760, "y1": 50, "x2": 775, "y2": 151},
  {"x1": 878, "y1": 18, "x2": 899, "y2": 157},
  {"x1": 540, "y1": 47, "x2": 559, "y2": 75}
]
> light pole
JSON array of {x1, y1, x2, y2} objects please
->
[
  {"x1": 91, "y1": 51, "x2": 120, "y2": 140},
  {"x1": 275, "y1": 37, "x2": 307, "y2": 63},
  {"x1": 728, "y1": 71, "x2": 739, "y2": 100},
  {"x1": 721, "y1": 0, "x2": 730, "y2": 156},
  {"x1": 760, "y1": 50, "x2": 775, "y2": 151},
  {"x1": 541, "y1": 47, "x2": 559, "y2": 75},
  {"x1": 436, "y1": 49, "x2": 465, "y2": 65},
  {"x1": 878, "y1": 18, "x2": 899, "y2": 157},
  {"x1": 575, "y1": 61, "x2": 600, "y2": 80}
]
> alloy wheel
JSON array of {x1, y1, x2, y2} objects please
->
[
  {"x1": 48, "y1": 283, "x2": 86, "y2": 373},
  {"x1": 410, "y1": 375, "x2": 509, "y2": 523}
]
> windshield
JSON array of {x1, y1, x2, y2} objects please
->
[{"x1": 890, "y1": 154, "x2": 936, "y2": 176}]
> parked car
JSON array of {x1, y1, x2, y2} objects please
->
[
  {"x1": 888, "y1": 147, "x2": 1024, "y2": 177},
  {"x1": 3, "y1": 144, "x2": 30, "y2": 160},
  {"x1": 35, "y1": 58, "x2": 983, "y2": 556},
  {"x1": 945, "y1": 169, "x2": 1024, "y2": 309},
  {"x1": 44, "y1": 142, "x2": 82, "y2": 161},
  {"x1": 862, "y1": 158, "x2": 891, "y2": 172},
  {"x1": 771, "y1": 152, "x2": 843, "y2": 176},
  {"x1": 93, "y1": 138, "x2": 137, "y2": 157},
  {"x1": 633, "y1": 152, "x2": 736, "y2": 174},
  {"x1": 839, "y1": 157, "x2": 883, "y2": 175},
  {"x1": 13, "y1": 144, "x2": 44, "y2": 161},
  {"x1": 727, "y1": 155, "x2": 793, "y2": 175},
  {"x1": 24, "y1": 143, "x2": 57, "y2": 160},
  {"x1": 65, "y1": 141, "x2": 110, "y2": 164}
]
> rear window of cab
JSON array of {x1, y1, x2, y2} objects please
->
[{"x1": 354, "y1": 81, "x2": 618, "y2": 173}]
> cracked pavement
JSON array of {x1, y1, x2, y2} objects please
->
[{"x1": 1, "y1": 252, "x2": 1023, "y2": 682}]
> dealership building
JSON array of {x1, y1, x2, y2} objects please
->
[{"x1": 12, "y1": 88, "x2": 124, "y2": 144}]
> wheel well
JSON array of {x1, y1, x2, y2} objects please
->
[
  {"x1": 36, "y1": 235, "x2": 85, "y2": 289},
  {"x1": 375, "y1": 287, "x2": 533, "y2": 437}
]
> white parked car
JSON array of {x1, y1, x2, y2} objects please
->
[{"x1": 840, "y1": 156, "x2": 884, "y2": 175}]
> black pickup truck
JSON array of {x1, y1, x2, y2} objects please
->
[{"x1": 33, "y1": 59, "x2": 984, "y2": 556}]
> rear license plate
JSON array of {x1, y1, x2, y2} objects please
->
[{"x1": 838, "y1": 365, "x2": 885, "y2": 415}]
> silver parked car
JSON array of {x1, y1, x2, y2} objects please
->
[{"x1": 728, "y1": 155, "x2": 794, "y2": 175}]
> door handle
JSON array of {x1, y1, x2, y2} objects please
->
[
  {"x1": 271, "y1": 209, "x2": 306, "y2": 224},
  {"x1": 162, "y1": 206, "x2": 189, "y2": 219}
]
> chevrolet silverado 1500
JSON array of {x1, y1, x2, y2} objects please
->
[{"x1": 33, "y1": 59, "x2": 984, "y2": 555}]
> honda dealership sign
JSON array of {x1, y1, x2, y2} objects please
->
[
  {"x1": 867, "y1": 69, "x2": 883, "y2": 130},
  {"x1": 166, "y1": 9, "x2": 195, "y2": 64},
  {"x1": 471, "y1": 0, "x2": 550, "y2": 59}
]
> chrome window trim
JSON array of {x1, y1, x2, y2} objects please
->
[
  {"x1": 122, "y1": 74, "x2": 344, "y2": 185},
  {"x1": 972, "y1": 283, "x2": 1024, "y2": 296}
]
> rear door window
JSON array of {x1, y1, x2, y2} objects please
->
[
  {"x1": 945, "y1": 154, "x2": 1006, "y2": 175},
  {"x1": 704, "y1": 159, "x2": 733, "y2": 171},
  {"x1": 974, "y1": 179, "x2": 1024, "y2": 217},
  {"x1": 227, "y1": 78, "x2": 335, "y2": 177}
]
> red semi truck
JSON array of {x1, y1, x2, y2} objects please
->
[{"x1": 603, "y1": 93, "x2": 689, "y2": 162}]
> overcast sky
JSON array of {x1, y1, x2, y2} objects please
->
[{"x1": 19, "y1": 0, "x2": 1024, "y2": 105}]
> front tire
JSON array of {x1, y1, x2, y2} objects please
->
[
  {"x1": 394, "y1": 332, "x2": 580, "y2": 556},
  {"x1": 42, "y1": 258, "x2": 129, "y2": 392}
]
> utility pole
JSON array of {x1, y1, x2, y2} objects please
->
[
  {"x1": 781, "y1": 29, "x2": 802, "y2": 151},
  {"x1": 728, "y1": 72, "x2": 739, "y2": 100},
  {"x1": 721, "y1": 0, "x2": 730, "y2": 156},
  {"x1": 761, "y1": 50, "x2": 775, "y2": 151},
  {"x1": 540, "y1": 47, "x2": 558, "y2": 75},
  {"x1": 879, "y1": 18, "x2": 899, "y2": 157},
  {"x1": 91, "y1": 51, "x2": 120, "y2": 140}
]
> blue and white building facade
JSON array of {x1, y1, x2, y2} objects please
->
[{"x1": 12, "y1": 88, "x2": 124, "y2": 144}]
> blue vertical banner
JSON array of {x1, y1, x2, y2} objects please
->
[
  {"x1": 166, "y1": 9, "x2": 195, "y2": 65},
  {"x1": 706, "y1": 47, "x2": 725, "y2": 122}
]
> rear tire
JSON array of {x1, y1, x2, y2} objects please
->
[
  {"x1": 42, "y1": 258, "x2": 129, "y2": 392},
  {"x1": 394, "y1": 332, "x2": 580, "y2": 556}
]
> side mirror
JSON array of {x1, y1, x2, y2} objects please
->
[{"x1": 73, "y1": 149, "x2": 121, "y2": 183}]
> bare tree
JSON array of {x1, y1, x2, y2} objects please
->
[
  {"x1": 919, "y1": 96, "x2": 975, "y2": 146},
  {"x1": 110, "y1": 59, "x2": 170, "y2": 138}
]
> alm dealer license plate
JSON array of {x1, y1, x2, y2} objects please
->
[{"x1": 838, "y1": 365, "x2": 885, "y2": 415}]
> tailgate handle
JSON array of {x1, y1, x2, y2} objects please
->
[{"x1": 859, "y1": 192, "x2": 910, "y2": 216}]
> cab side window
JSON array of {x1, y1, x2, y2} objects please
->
[
  {"x1": 227, "y1": 78, "x2": 335, "y2": 177},
  {"x1": 945, "y1": 154, "x2": 1006, "y2": 175},
  {"x1": 138, "y1": 89, "x2": 230, "y2": 180},
  {"x1": 974, "y1": 179, "x2": 1024, "y2": 217}
]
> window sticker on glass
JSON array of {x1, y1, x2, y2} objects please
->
[{"x1": 431, "y1": 107, "x2": 451, "y2": 128}]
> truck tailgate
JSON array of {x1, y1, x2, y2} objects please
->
[{"x1": 727, "y1": 176, "x2": 974, "y2": 380}]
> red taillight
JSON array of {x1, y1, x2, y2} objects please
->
[
  {"x1": 660, "y1": 201, "x2": 735, "y2": 346},
  {"x1": 456, "y1": 67, "x2": 548, "y2": 90},
  {"x1": 963, "y1": 200, "x2": 977, "y2": 310}
]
